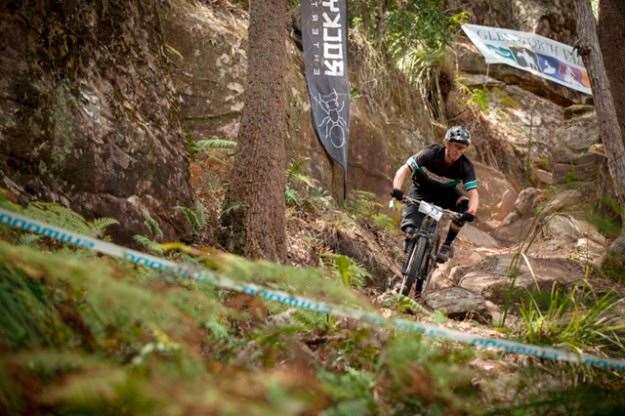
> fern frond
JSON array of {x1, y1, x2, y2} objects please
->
[
  {"x1": 133, "y1": 234, "x2": 163, "y2": 254},
  {"x1": 89, "y1": 218, "x2": 119, "y2": 238},
  {"x1": 194, "y1": 138, "x2": 237, "y2": 153}
]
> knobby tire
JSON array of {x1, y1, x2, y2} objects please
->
[
  {"x1": 402, "y1": 236, "x2": 428, "y2": 297},
  {"x1": 418, "y1": 235, "x2": 440, "y2": 296}
]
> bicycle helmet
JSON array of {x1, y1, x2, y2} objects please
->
[{"x1": 444, "y1": 126, "x2": 471, "y2": 146}]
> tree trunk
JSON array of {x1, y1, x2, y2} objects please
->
[
  {"x1": 220, "y1": 0, "x2": 289, "y2": 261},
  {"x1": 597, "y1": 0, "x2": 625, "y2": 147},
  {"x1": 574, "y1": 0, "x2": 625, "y2": 271},
  {"x1": 574, "y1": 0, "x2": 625, "y2": 205}
]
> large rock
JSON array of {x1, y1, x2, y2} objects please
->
[
  {"x1": 424, "y1": 287, "x2": 490, "y2": 322},
  {"x1": 446, "y1": 0, "x2": 578, "y2": 44},
  {"x1": 0, "y1": 2, "x2": 194, "y2": 244},
  {"x1": 457, "y1": 254, "x2": 584, "y2": 301},
  {"x1": 543, "y1": 214, "x2": 607, "y2": 245},
  {"x1": 602, "y1": 233, "x2": 625, "y2": 274},
  {"x1": 540, "y1": 189, "x2": 582, "y2": 216},
  {"x1": 458, "y1": 224, "x2": 500, "y2": 248},
  {"x1": 472, "y1": 162, "x2": 517, "y2": 226},
  {"x1": 554, "y1": 112, "x2": 599, "y2": 156}
]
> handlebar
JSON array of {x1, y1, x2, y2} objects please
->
[{"x1": 389, "y1": 196, "x2": 474, "y2": 222}]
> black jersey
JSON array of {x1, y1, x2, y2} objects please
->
[{"x1": 406, "y1": 144, "x2": 479, "y2": 191}]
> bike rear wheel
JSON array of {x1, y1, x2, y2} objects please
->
[{"x1": 402, "y1": 236, "x2": 428, "y2": 296}]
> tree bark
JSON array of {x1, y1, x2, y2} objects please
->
[
  {"x1": 574, "y1": 0, "x2": 625, "y2": 206},
  {"x1": 574, "y1": 0, "x2": 625, "y2": 271},
  {"x1": 597, "y1": 0, "x2": 625, "y2": 148},
  {"x1": 220, "y1": 0, "x2": 289, "y2": 261}
]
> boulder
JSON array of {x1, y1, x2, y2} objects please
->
[
  {"x1": 552, "y1": 112, "x2": 599, "y2": 164},
  {"x1": 602, "y1": 233, "x2": 625, "y2": 274},
  {"x1": 494, "y1": 217, "x2": 534, "y2": 243},
  {"x1": 552, "y1": 153, "x2": 605, "y2": 183},
  {"x1": 472, "y1": 162, "x2": 517, "y2": 225},
  {"x1": 543, "y1": 214, "x2": 607, "y2": 245},
  {"x1": 512, "y1": 187, "x2": 541, "y2": 218},
  {"x1": 459, "y1": 224, "x2": 500, "y2": 248},
  {"x1": 534, "y1": 169, "x2": 553, "y2": 186},
  {"x1": 424, "y1": 287, "x2": 490, "y2": 322},
  {"x1": 573, "y1": 238, "x2": 606, "y2": 266},
  {"x1": 564, "y1": 104, "x2": 595, "y2": 120},
  {"x1": 494, "y1": 188, "x2": 518, "y2": 222},
  {"x1": 0, "y1": 3, "x2": 195, "y2": 245},
  {"x1": 540, "y1": 189, "x2": 582, "y2": 216},
  {"x1": 457, "y1": 254, "x2": 584, "y2": 302}
]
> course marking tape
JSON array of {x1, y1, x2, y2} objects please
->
[{"x1": 2, "y1": 207, "x2": 625, "y2": 372}]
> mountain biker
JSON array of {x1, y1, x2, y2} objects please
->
[{"x1": 390, "y1": 126, "x2": 479, "y2": 263}]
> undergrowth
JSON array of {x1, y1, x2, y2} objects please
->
[{"x1": 2, "y1": 197, "x2": 625, "y2": 414}]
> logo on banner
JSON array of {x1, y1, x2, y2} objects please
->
[
  {"x1": 463, "y1": 24, "x2": 592, "y2": 95},
  {"x1": 314, "y1": 89, "x2": 347, "y2": 148}
]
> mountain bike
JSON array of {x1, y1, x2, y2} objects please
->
[{"x1": 391, "y1": 196, "x2": 468, "y2": 298}]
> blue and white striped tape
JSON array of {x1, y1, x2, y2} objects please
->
[{"x1": 1, "y1": 207, "x2": 625, "y2": 372}]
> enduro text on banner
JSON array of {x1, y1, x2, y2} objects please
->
[{"x1": 302, "y1": 0, "x2": 350, "y2": 171}]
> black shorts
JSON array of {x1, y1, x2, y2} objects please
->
[{"x1": 400, "y1": 183, "x2": 467, "y2": 231}]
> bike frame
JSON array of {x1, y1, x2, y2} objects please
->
[{"x1": 397, "y1": 197, "x2": 462, "y2": 297}]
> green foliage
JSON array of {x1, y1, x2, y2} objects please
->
[
  {"x1": 176, "y1": 202, "x2": 207, "y2": 234},
  {"x1": 143, "y1": 213, "x2": 163, "y2": 240},
  {"x1": 287, "y1": 159, "x2": 317, "y2": 189},
  {"x1": 0, "y1": 263, "x2": 76, "y2": 349},
  {"x1": 132, "y1": 234, "x2": 164, "y2": 254},
  {"x1": 378, "y1": 334, "x2": 475, "y2": 414},
  {"x1": 468, "y1": 87, "x2": 490, "y2": 112},
  {"x1": 517, "y1": 286, "x2": 625, "y2": 355},
  {"x1": 319, "y1": 368, "x2": 376, "y2": 416},
  {"x1": 285, "y1": 186, "x2": 302, "y2": 207},
  {"x1": 585, "y1": 196, "x2": 623, "y2": 239},
  {"x1": 346, "y1": 190, "x2": 398, "y2": 233},
  {"x1": 190, "y1": 137, "x2": 237, "y2": 155},
  {"x1": 488, "y1": 383, "x2": 625, "y2": 415},
  {"x1": 384, "y1": 1, "x2": 468, "y2": 82},
  {"x1": 321, "y1": 253, "x2": 370, "y2": 288},
  {"x1": 161, "y1": 243, "x2": 374, "y2": 311},
  {"x1": 0, "y1": 198, "x2": 118, "y2": 239},
  {"x1": 562, "y1": 168, "x2": 579, "y2": 187}
]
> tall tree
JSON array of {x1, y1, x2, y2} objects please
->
[
  {"x1": 597, "y1": 0, "x2": 625, "y2": 145},
  {"x1": 574, "y1": 0, "x2": 625, "y2": 269},
  {"x1": 220, "y1": 0, "x2": 289, "y2": 261}
]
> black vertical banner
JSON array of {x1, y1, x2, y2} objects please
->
[{"x1": 301, "y1": 0, "x2": 350, "y2": 175}]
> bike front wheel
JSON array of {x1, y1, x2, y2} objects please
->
[
  {"x1": 416, "y1": 235, "x2": 440, "y2": 296},
  {"x1": 402, "y1": 236, "x2": 428, "y2": 297}
]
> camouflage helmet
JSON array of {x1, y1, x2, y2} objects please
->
[{"x1": 444, "y1": 126, "x2": 471, "y2": 146}]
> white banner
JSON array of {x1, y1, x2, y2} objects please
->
[{"x1": 462, "y1": 24, "x2": 592, "y2": 95}]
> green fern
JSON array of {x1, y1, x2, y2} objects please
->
[
  {"x1": 287, "y1": 159, "x2": 317, "y2": 188},
  {"x1": 0, "y1": 197, "x2": 118, "y2": 239},
  {"x1": 133, "y1": 234, "x2": 163, "y2": 254},
  {"x1": 284, "y1": 187, "x2": 301, "y2": 207},
  {"x1": 322, "y1": 253, "x2": 370, "y2": 288},
  {"x1": 176, "y1": 203, "x2": 207, "y2": 233},
  {"x1": 192, "y1": 137, "x2": 237, "y2": 154},
  {"x1": 143, "y1": 215, "x2": 163, "y2": 240}
]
